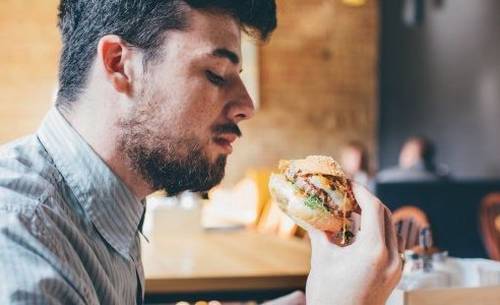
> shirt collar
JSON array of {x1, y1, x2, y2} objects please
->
[{"x1": 37, "y1": 107, "x2": 144, "y2": 259}]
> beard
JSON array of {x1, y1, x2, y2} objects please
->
[
  {"x1": 123, "y1": 136, "x2": 227, "y2": 196},
  {"x1": 118, "y1": 107, "x2": 229, "y2": 197}
]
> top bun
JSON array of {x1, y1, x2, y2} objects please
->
[{"x1": 281, "y1": 155, "x2": 346, "y2": 177}]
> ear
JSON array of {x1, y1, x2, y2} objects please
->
[{"x1": 97, "y1": 35, "x2": 135, "y2": 95}]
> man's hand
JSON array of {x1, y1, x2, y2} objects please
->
[{"x1": 306, "y1": 183, "x2": 402, "y2": 305}]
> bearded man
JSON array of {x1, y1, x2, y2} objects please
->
[{"x1": 0, "y1": 1, "x2": 401, "y2": 305}]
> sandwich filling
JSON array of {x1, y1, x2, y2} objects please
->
[
  {"x1": 280, "y1": 160, "x2": 359, "y2": 245},
  {"x1": 283, "y1": 166, "x2": 356, "y2": 218}
]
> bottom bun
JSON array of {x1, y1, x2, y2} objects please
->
[{"x1": 269, "y1": 173, "x2": 345, "y2": 233}]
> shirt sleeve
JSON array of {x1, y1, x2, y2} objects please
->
[{"x1": 0, "y1": 211, "x2": 88, "y2": 305}]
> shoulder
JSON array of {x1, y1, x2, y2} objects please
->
[
  {"x1": 376, "y1": 166, "x2": 405, "y2": 182},
  {"x1": 0, "y1": 135, "x2": 86, "y2": 257},
  {"x1": 0, "y1": 135, "x2": 62, "y2": 214},
  {"x1": 0, "y1": 194, "x2": 90, "y2": 305},
  {"x1": 0, "y1": 210, "x2": 89, "y2": 305},
  {"x1": 377, "y1": 167, "x2": 442, "y2": 183},
  {"x1": 0, "y1": 137, "x2": 94, "y2": 304}
]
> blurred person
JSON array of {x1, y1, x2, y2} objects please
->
[
  {"x1": 0, "y1": 1, "x2": 400, "y2": 305},
  {"x1": 377, "y1": 136, "x2": 448, "y2": 183},
  {"x1": 340, "y1": 141, "x2": 374, "y2": 190}
]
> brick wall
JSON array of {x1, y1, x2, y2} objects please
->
[
  {"x1": 0, "y1": 0, "x2": 379, "y2": 186},
  {"x1": 224, "y1": 0, "x2": 379, "y2": 185},
  {"x1": 0, "y1": 0, "x2": 60, "y2": 143}
]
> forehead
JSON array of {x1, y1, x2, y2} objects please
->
[{"x1": 162, "y1": 8, "x2": 242, "y2": 60}]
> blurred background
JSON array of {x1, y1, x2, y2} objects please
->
[
  {"x1": 1, "y1": 0, "x2": 500, "y2": 304},
  {"x1": 2, "y1": 0, "x2": 500, "y2": 183}
]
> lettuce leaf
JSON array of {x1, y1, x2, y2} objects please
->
[{"x1": 304, "y1": 194, "x2": 327, "y2": 212}]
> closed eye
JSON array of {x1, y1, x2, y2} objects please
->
[{"x1": 205, "y1": 70, "x2": 226, "y2": 87}]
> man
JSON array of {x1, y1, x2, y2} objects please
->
[
  {"x1": 0, "y1": 1, "x2": 401, "y2": 304},
  {"x1": 378, "y1": 136, "x2": 448, "y2": 183}
]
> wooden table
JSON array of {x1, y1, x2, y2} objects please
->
[{"x1": 142, "y1": 229, "x2": 311, "y2": 302}]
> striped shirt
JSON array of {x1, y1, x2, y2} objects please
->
[{"x1": 0, "y1": 107, "x2": 145, "y2": 305}]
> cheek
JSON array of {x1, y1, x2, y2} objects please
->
[
  {"x1": 145, "y1": 70, "x2": 224, "y2": 138},
  {"x1": 180, "y1": 86, "x2": 224, "y2": 129}
]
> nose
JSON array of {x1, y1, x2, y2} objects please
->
[{"x1": 226, "y1": 79, "x2": 255, "y2": 123}]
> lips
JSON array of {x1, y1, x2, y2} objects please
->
[{"x1": 213, "y1": 133, "x2": 239, "y2": 154}]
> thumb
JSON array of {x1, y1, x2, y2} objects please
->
[
  {"x1": 306, "y1": 227, "x2": 331, "y2": 248},
  {"x1": 307, "y1": 228, "x2": 344, "y2": 263}
]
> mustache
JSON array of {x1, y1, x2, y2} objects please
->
[{"x1": 212, "y1": 123, "x2": 242, "y2": 138}]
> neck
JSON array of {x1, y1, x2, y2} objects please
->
[{"x1": 58, "y1": 102, "x2": 154, "y2": 200}]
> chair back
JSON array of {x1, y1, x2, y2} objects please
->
[
  {"x1": 246, "y1": 169, "x2": 272, "y2": 226},
  {"x1": 392, "y1": 205, "x2": 430, "y2": 250},
  {"x1": 257, "y1": 200, "x2": 298, "y2": 238},
  {"x1": 480, "y1": 193, "x2": 500, "y2": 260}
]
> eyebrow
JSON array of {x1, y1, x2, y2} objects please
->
[{"x1": 212, "y1": 48, "x2": 240, "y2": 65}]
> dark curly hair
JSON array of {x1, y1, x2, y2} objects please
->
[{"x1": 56, "y1": 0, "x2": 277, "y2": 107}]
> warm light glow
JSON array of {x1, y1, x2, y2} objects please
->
[
  {"x1": 204, "y1": 176, "x2": 261, "y2": 227},
  {"x1": 241, "y1": 36, "x2": 260, "y2": 109},
  {"x1": 342, "y1": 0, "x2": 366, "y2": 7},
  {"x1": 495, "y1": 215, "x2": 500, "y2": 233}
]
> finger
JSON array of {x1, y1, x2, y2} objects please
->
[
  {"x1": 384, "y1": 207, "x2": 399, "y2": 262},
  {"x1": 397, "y1": 234, "x2": 405, "y2": 253},
  {"x1": 384, "y1": 207, "x2": 398, "y2": 255},
  {"x1": 307, "y1": 227, "x2": 339, "y2": 249},
  {"x1": 352, "y1": 183, "x2": 385, "y2": 244},
  {"x1": 307, "y1": 228, "x2": 346, "y2": 266},
  {"x1": 384, "y1": 207, "x2": 403, "y2": 276}
]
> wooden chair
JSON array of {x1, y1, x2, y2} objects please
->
[
  {"x1": 392, "y1": 205, "x2": 430, "y2": 250},
  {"x1": 480, "y1": 193, "x2": 500, "y2": 261},
  {"x1": 253, "y1": 168, "x2": 299, "y2": 238},
  {"x1": 257, "y1": 199, "x2": 298, "y2": 238},
  {"x1": 245, "y1": 168, "x2": 272, "y2": 226}
]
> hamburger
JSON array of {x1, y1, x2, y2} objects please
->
[{"x1": 269, "y1": 155, "x2": 360, "y2": 245}]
